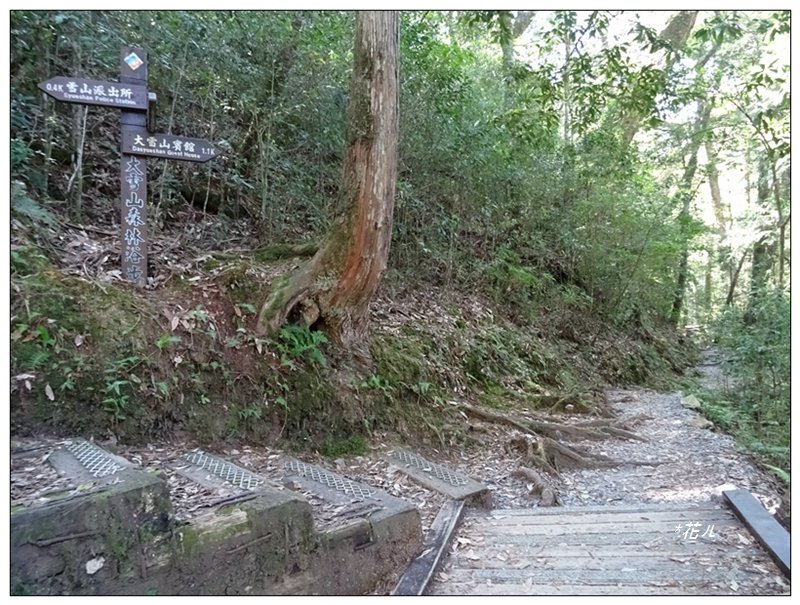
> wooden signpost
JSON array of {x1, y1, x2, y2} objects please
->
[{"x1": 39, "y1": 46, "x2": 219, "y2": 286}]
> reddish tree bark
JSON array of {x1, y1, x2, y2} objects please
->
[{"x1": 256, "y1": 11, "x2": 399, "y2": 363}]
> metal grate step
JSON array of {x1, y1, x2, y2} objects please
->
[
  {"x1": 389, "y1": 449, "x2": 469, "y2": 487},
  {"x1": 182, "y1": 450, "x2": 265, "y2": 490},
  {"x1": 63, "y1": 440, "x2": 125, "y2": 478},
  {"x1": 285, "y1": 459, "x2": 377, "y2": 500}
]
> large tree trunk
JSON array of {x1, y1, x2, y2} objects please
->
[
  {"x1": 256, "y1": 11, "x2": 399, "y2": 364},
  {"x1": 725, "y1": 250, "x2": 748, "y2": 307},
  {"x1": 770, "y1": 161, "x2": 787, "y2": 287},
  {"x1": 704, "y1": 250, "x2": 713, "y2": 320},
  {"x1": 499, "y1": 11, "x2": 535, "y2": 75},
  {"x1": 704, "y1": 138, "x2": 725, "y2": 318},
  {"x1": 705, "y1": 139, "x2": 727, "y2": 235}
]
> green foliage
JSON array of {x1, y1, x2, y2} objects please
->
[
  {"x1": 11, "y1": 181, "x2": 56, "y2": 227},
  {"x1": 764, "y1": 465, "x2": 789, "y2": 486},
  {"x1": 11, "y1": 139, "x2": 32, "y2": 171},
  {"x1": 155, "y1": 334, "x2": 181, "y2": 350},
  {"x1": 276, "y1": 324, "x2": 328, "y2": 367},
  {"x1": 103, "y1": 379, "x2": 131, "y2": 422},
  {"x1": 715, "y1": 290, "x2": 789, "y2": 408},
  {"x1": 705, "y1": 289, "x2": 790, "y2": 471},
  {"x1": 360, "y1": 374, "x2": 394, "y2": 396},
  {"x1": 320, "y1": 434, "x2": 369, "y2": 458}
]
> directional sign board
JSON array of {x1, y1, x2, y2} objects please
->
[
  {"x1": 122, "y1": 130, "x2": 219, "y2": 163},
  {"x1": 39, "y1": 76, "x2": 149, "y2": 110},
  {"x1": 40, "y1": 46, "x2": 221, "y2": 286}
]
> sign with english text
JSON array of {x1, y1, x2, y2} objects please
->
[
  {"x1": 122, "y1": 130, "x2": 219, "y2": 163},
  {"x1": 38, "y1": 76, "x2": 149, "y2": 110},
  {"x1": 39, "y1": 47, "x2": 220, "y2": 286}
]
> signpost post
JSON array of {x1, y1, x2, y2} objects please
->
[
  {"x1": 119, "y1": 47, "x2": 149, "y2": 285},
  {"x1": 38, "y1": 47, "x2": 220, "y2": 286}
]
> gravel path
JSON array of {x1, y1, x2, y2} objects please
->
[{"x1": 556, "y1": 388, "x2": 783, "y2": 512}]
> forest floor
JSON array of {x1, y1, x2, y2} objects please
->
[
  {"x1": 11, "y1": 208, "x2": 788, "y2": 559},
  {"x1": 11, "y1": 356, "x2": 787, "y2": 534}
]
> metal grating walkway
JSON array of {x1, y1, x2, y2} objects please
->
[
  {"x1": 63, "y1": 440, "x2": 124, "y2": 478},
  {"x1": 183, "y1": 450, "x2": 265, "y2": 490},
  {"x1": 285, "y1": 459, "x2": 376, "y2": 499},
  {"x1": 390, "y1": 449, "x2": 469, "y2": 487}
]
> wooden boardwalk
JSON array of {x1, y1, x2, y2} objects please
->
[{"x1": 426, "y1": 501, "x2": 789, "y2": 595}]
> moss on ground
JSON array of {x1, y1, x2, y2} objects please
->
[{"x1": 10, "y1": 250, "x2": 692, "y2": 451}]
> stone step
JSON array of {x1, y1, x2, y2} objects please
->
[
  {"x1": 282, "y1": 457, "x2": 414, "y2": 517},
  {"x1": 48, "y1": 438, "x2": 134, "y2": 484},
  {"x1": 172, "y1": 448, "x2": 274, "y2": 492},
  {"x1": 387, "y1": 448, "x2": 491, "y2": 507},
  {"x1": 11, "y1": 439, "x2": 172, "y2": 595},
  {"x1": 11, "y1": 439, "x2": 422, "y2": 596}
]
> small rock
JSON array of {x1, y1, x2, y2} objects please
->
[
  {"x1": 85, "y1": 556, "x2": 105, "y2": 575},
  {"x1": 689, "y1": 416, "x2": 714, "y2": 429},
  {"x1": 682, "y1": 394, "x2": 702, "y2": 410}
]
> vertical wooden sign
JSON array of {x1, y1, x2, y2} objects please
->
[{"x1": 119, "y1": 47, "x2": 148, "y2": 286}]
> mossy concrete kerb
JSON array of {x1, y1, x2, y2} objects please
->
[
  {"x1": 11, "y1": 447, "x2": 422, "y2": 595},
  {"x1": 10, "y1": 467, "x2": 171, "y2": 595}
]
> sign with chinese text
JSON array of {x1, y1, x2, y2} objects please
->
[
  {"x1": 122, "y1": 130, "x2": 219, "y2": 163},
  {"x1": 120, "y1": 155, "x2": 147, "y2": 283},
  {"x1": 39, "y1": 46, "x2": 220, "y2": 286},
  {"x1": 38, "y1": 77, "x2": 148, "y2": 110}
]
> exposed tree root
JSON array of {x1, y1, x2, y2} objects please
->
[
  {"x1": 507, "y1": 434, "x2": 615, "y2": 475},
  {"x1": 459, "y1": 402, "x2": 648, "y2": 443},
  {"x1": 532, "y1": 390, "x2": 612, "y2": 416},
  {"x1": 207, "y1": 242, "x2": 318, "y2": 262},
  {"x1": 460, "y1": 403, "x2": 533, "y2": 435},
  {"x1": 511, "y1": 466, "x2": 558, "y2": 507},
  {"x1": 541, "y1": 436, "x2": 616, "y2": 468},
  {"x1": 461, "y1": 400, "x2": 653, "y2": 506},
  {"x1": 508, "y1": 435, "x2": 559, "y2": 475}
]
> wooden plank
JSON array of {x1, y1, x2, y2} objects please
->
[
  {"x1": 446, "y1": 553, "x2": 732, "y2": 571},
  {"x1": 723, "y1": 488, "x2": 790, "y2": 577},
  {"x1": 392, "y1": 500, "x2": 465, "y2": 595},
  {"x1": 466, "y1": 519, "x2": 741, "y2": 536},
  {"x1": 477, "y1": 502, "x2": 720, "y2": 516},
  {"x1": 482, "y1": 529, "x2": 731, "y2": 547},
  {"x1": 444, "y1": 542, "x2": 730, "y2": 560},
  {"x1": 430, "y1": 582, "x2": 701, "y2": 595},
  {"x1": 480, "y1": 509, "x2": 734, "y2": 526},
  {"x1": 438, "y1": 565, "x2": 759, "y2": 585}
]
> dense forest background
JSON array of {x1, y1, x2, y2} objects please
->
[{"x1": 9, "y1": 11, "x2": 790, "y2": 477}]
